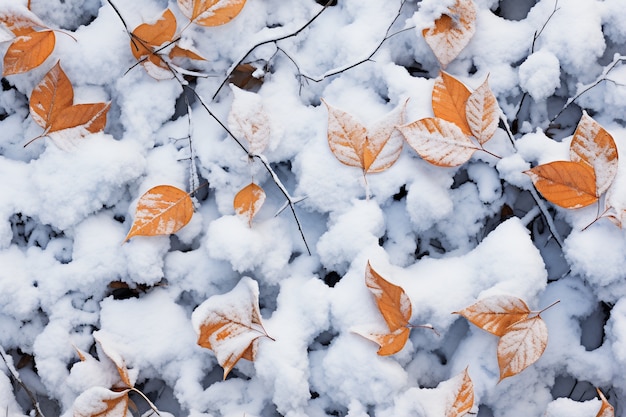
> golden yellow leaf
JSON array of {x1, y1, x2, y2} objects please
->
[
  {"x1": 466, "y1": 76, "x2": 499, "y2": 144},
  {"x1": 525, "y1": 161, "x2": 598, "y2": 209},
  {"x1": 445, "y1": 367, "x2": 474, "y2": 417},
  {"x1": 596, "y1": 388, "x2": 614, "y2": 417},
  {"x1": 399, "y1": 117, "x2": 479, "y2": 167},
  {"x1": 234, "y1": 182, "x2": 266, "y2": 227},
  {"x1": 569, "y1": 112, "x2": 618, "y2": 196},
  {"x1": 177, "y1": 0, "x2": 247, "y2": 26},
  {"x1": 124, "y1": 185, "x2": 194, "y2": 241},
  {"x1": 73, "y1": 387, "x2": 131, "y2": 417},
  {"x1": 3, "y1": 29, "x2": 55, "y2": 76},
  {"x1": 192, "y1": 277, "x2": 271, "y2": 379},
  {"x1": 432, "y1": 71, "x2": 472, "y2": 137},
  {"x1": 454, "y1": 295, "x2": 530, "y2": 337},
  {"x1": 497, "y1": 315, "x2": 548, "y2": 381}
]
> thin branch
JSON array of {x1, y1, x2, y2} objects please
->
[
  {"x1": 105, "y1": 0, "x2": 131, "y2": 33},
  {"x1": 531, "y1": 0, "x2": 559, "y2": 53},
  {"x1": 0, "y1": 348, "x2": 45, "y2": 417}
]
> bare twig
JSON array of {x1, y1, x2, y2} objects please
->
[
  {"x1": 531, "y1": 0, "x2": 559, "y2": 53},
  {"x1": 0, "y1": 348, "x2": 45, "y2": 417}
]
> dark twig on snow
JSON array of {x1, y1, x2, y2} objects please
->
[
  {"x1": 0, "y1": 348, "x2": 45, "y2": 417},
  {"x1": 531, "y1": 0, "x2": 559, "y2": 53}
]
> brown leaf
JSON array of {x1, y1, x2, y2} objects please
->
[
  {"x1": 466, "y1": 76, "x2": 499, "y2": 144},
  {"x1": 228, "y1": 86, "x2": 270, "y2": 154},
  {"x1": 569, "y1": 112, "x2": 618, "y2": 196},
  {"x1": 454, "y1": 295, "x2": 530, "y2": 337},
  {"x1": 177, "y1": 0, "x2": 247, "y2": 26},
  {"x1": 399, "y1": 117, "x2": 479, "y2": 167},
  {"x1": 422, "y1": 0, "x2": 476, "y2": 68},
  {"x1": 72, "y1": 387, "x2": 131, "y2": 417},
  {"x1": 432, "y1": 71, "x2": 472, "y2": 136},
  {"x1": 365, "y1": 261, "x2": 411, "y2": 332},
  {"x1": 30, "y1": 60, "x2": 73, "y2": 130},
  {"x1": 192, "y1": 277, "x2": 271, "y2": 378},
  {"x1": 445, "y1": 367, "x2": 474, "y2": 417},
  {"x1": 525, "y1": 161, "x2": 598, "y2": 209},
  {"x1": 3, "y1": 29, "x2": 55, "y2": 75},
  {"x1": 124, "y1": 185, "x2": 194, "y2": 241},
  {"x1": 234, "y1": 182, "x2": 266, "y2": 227},
  {"x1": 596, "y1": 388, "x2": 614, "y2": 417},
  {"x1": 228, "y1": 63, "x2": 264, "y2": 91},
  {"x1": 354, "y1": 326, "x2": 410, "y2": 356},
  {"x1": 497, "y1": 315, "x2": 548, "y2": 381}
]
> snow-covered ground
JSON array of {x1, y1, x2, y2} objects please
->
[{"x1": 1, "y1": 0, "x2": 625, "y2": 416}]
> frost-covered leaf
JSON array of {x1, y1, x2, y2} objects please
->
[
  {"x1": 353, "y1": 326, "x2": 410, "y2": 356},
  {"x1": 192, "y1": 277, "x2": 271, "y2": 378},
  {"x1": 497, "y1": 315, "x2": 548, "y2": 380},
  {"x1": 234, "y1": 182, "x2": 266, "y2": 227},
  {"x1": 3, "y1": 29, "x2": 55, "y2": 75},
  {"x1": 323, "y1": 99, "x2": 367, "y2": 169},
  {"x1": 177, "y1": 0, "x2": 247, "y2": 26},
  {"x1": 422, "y1": 0, "x2": 476, "y2": 68},
  {"x1": 130, "y1": 8, "x2": 176, "y2": 79},
  {"x1": 596, "y1": 388, "x2": 614, "y2": 417},
  {"x1": 432, "y1": 71, "x2": 472, "y2": 136},
  {"x1": 30, "y1": 60, "x2": 73, "y2": 129},
  {"x1": 466, "y1": 76, "x2": 499, "y2": 144},
  {"x1": 399, "y1": 117, "x2": 479, "y2": 167},
  {"x1": 365, "y1": 261, "x2": 411, "y2": 332},
  {"x1": 525, "y1": 161, "x2": 598, "y2": 209},
  {"x1": 455, "y1": 295, "x2": 530, "y2": 336},
  {"x1": 569, "y1": 112, "x2": 618, "y2": 196},
  {"x1": 93, "y1": 333, "x2": 134, "y2": 388},
  {"x1": 124, "y1": 185, "x2": 194, "y2": 241},
  {"x1": 73, "y1": 386, "x2": 131, "y2": 417},
  {"x1": 445, "y1": 367, "x2": 474, "y2": 417},
  {"x1": 229, "y1": 86, "x2": 270, "y2": 154},
  {"x1": 0, "y1": 8, "x2": 47, "y2": 36}
]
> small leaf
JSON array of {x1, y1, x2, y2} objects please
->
[
  {"x1": 72, "y1": 387, "x2": 131, "y2": 417},
  {"x1": 228, "y1": 86, "x2": 270, "y2": 154},
  {"x1": 455, "y1": 295, "x2": 530, "y2": 337},
  {"x1": 422, "y1": 0, "x2": 476, "y2": 68},
  {"x1": 596, "y1": 388, "x2": 614, "y2": 417},
  {"x1": 445, "y1": 367, "x2": 474, "y2": 417},
  {"x1": 569, "y1": 112, "x2": 618, "y2": 196},
  {"x1": 525, "y1": 161, "x2": 598, "y2": 209},
  {"x1": 323, "y1": 99, "x2": 368, "y2": 169},
  {"x1": 432, "y1": 71, "x2": 472, "y2": 136},
  {"x1": 497, "y1": 315, "x2": 548, "y2": 380},
  {"x1": 353, "y1": 326, "x2": 410, "y2": 356},
  {"x1": 192, "y1": 277, "x2": 271, "y2": 378},
  {"x1": 169, "y1": 44, "x2": 205, "y2": 61},
  {"x1": 177, "y1": 0, "x2": 247, "y2": 26},
  {"x1": 3, "y1": 29, "x2": 55, "y2": 75},
  {"x1": 399, "y1": 117, "x2": 479, "y2": 167},
  {"x1": 234, "y1": 183, "x2": 266, "y2": 227},
  {"x1": 124, "y1": 185, "x2": 194, "y2": 241},
  {"x1": 466, "y1": 76, "x2": 499, "y2": 144},
  {"x1": 365, "y1": 261, "x2": 411, "y2": 332}
]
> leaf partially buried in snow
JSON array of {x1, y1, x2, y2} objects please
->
[
  {"x1": 228, "y1": 86, "x2": 270, "y2": 155},
  {"x1": 444, "y1": 367, "x2": 474, "y2": 417},
  {"x1": 177, "y1": 0, "x2": 247, "y2": 26},
  {"x1": 596, "y1": 388, "x2": 614, "y2": 417},
  {"x1": 454, "y1": 295, "x2": 530, "y2": 337},
  {"x1": 432, "y1": 71, "x2": 472, "y2": 137},
  {"x1": 72, "y1": 386, "x2": 131, "y2": 417},
  {"x1": 234, "y1": 182, "x2": 266, "y2": 227},
  {"x1": 497, "y1": 315, "x2": 548, "y2": 381},
  {"x1": 130, "y1": 8, "x2": 177, "y2": 79},
  {"x1": 192, "y1": 277, "x2": 272, "y2": 378},
  {"x1": 3, "y1": 29, "x2": 55, "y2": 76},
  {"x1": 124, "y1": 185, "x2": 194, "y2": 241}
]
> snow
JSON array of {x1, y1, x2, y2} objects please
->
[{"x1": 1, "y1": 0, "x2": 626, "y2": 416}]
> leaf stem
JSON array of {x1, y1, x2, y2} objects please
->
[{"x1": 535, "y1": 299, "x2": 560, "y2": 316}]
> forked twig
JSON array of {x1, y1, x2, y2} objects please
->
[{"x1": 0, "y1": 347, "x2": 45, "y2": 417}]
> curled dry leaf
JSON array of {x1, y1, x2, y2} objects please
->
[
  {"x1": 445, "y1": 367, "x2": 474, "y2": 417},
  {"x1": 569, "y1": 112, "x2": 618, "y2": 196},
  {"x1": 525, "y1": 161, "x2": 598, "y2": 209},
  {"x1": 177, "y1": 0, "x2": 247, "y2": 26},
  {"x1": 124, "y1": 185, "x2": 194, "y2": 241},
  {"x1": 3, "y1": 29, "x2": 55, "y2": 76},
  {"x1": 454, "y1": 295, "x2": 530, "y2": 337},
  {"x1": 432, "y1": 71, "x2": 472, "y2": 137},
  {"x1": 423, "y1": 0, "x2": 476, "y2": 68},
  {"x1": 399, "y1": 117, "x2": 479, "y2": 167},
  {"x1": 228, "y1": 86, "x2": 270, "y2": 154},
  {"x1": 466, "y1": 76, "x2": 499, "y2": 144},
  {"x1": 234, "y1": 182, "x2": 266, "y2": 227},
  {"x1": 596, "y1": 388, "x2": 614, "y2": 417},
  {"x1": 497, "y1": 315, "x2": 548, "y2": 380},
  {"x1": 192, "y1": 277, "x2": 271, "y2": 378}
]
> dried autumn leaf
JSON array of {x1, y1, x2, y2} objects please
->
[
  {"x1": 362, "y1": 99, "x2": 407, "y2": 173},
  {"x1": 445, "y1": 367, "x2": 474, "y2": 417},
  {"x1": 432, "y1": 71, "x2": 472, "y2": 136},
  {"x1": 3, "y1": 29, "x2": 55, "y2": 76},
  {"x1": 73, "y1": 387, "x2": 131, "y2": 417},
  {"x1": 399, "y1": 117, "x2": 479, "y2": 167},
  {"x1": 228, "y1": 86, "x2": 270, "y2": 154},
  {"x1": 497, "y1": 315, "x2": 548, "y2": 380},
  {"x1": 130, "y1": 8, "x2": 177, "y2": 79},
  {"x1": 466, "y1": 76, "x2": 499, "y2": 144},
  {"x1": 234, "y1": 182, "x2": 266, "y2": 227},
  {"x1": 93, "y1": 333, "x2": 133, "y2": 388},
  {"x1": 124, "y1": 185, "x2": 194, "y2": 241},
  {"x1": 0, "y1": 8, "x2": 47, "y2": 36},
  {"x1": 422, "y1": 0, "x2": 476, "y2": 68},
  {"x1": 525, "y1": 161, "x2": 598, "y2": 209},
  {"x1": 454, "y1": 295, "x2": 530, "y2": 337},
  {"x1": 569, "y1": 112, "x2": 618, "y2": 196},
  {"x1": 596, "y1": 388, "x2": 614, "y2": 417},
  {"x1": 365, "y1": 261, "x2": 411, "y2": 332},
  {"x1": 355, "y1": 326, "x2": 410, "y2": 356},
  {"x1": 169, "y1": 44, "x2": 205, "y2": 61},
  {"x1": 177, "y1": 0, "x2": 247, "y2": 26},
  {"x1": 192, "y1": 277, "x2": 271, "y2": 378}
]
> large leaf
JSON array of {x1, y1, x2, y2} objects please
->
[
  {"x1": 177, "y1": 0, "x2": 247, "y2": 26},
  {"x1": 525, "y1": 161, "x2": 598, "y2": 209},
  {"x1": 233, "y1": 182, "x2": 266, "y2": 227},
  {"x1": 124, "y1": 185, "x2": 194, "y2": 241},
  {"x1": 445, "y1": 368, "x2": 474, "y2": 417},
  {"x1": 497, "y1": 315, "x2": 548, "y2": 380},
  {"x1": 432, "y1": 71, "x2": 472, "y2": 136},
  {"x1": 454, "y1": 295, "x2": 530, "y2": 337},
  {"x1": 3, "y1": 29, "x2": 55, "y2": 75},
  {"x1": 365, "y1": 261, "x2": 411, "y2": 332},
  {"x1": 466, "y1": 76, "x2": 499, "y2": 144}
]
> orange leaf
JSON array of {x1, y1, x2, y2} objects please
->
[
  {"x1": 30, "y1": 60, "x2": 73, "y2": 130},
  {"x1": 130, "y1": 8, "x2": 177, "y2": 78},
  {"x1": 192, "y1": 277, "x2": 271, "y2": 379},
  {"x1": 596, "y1": 388, "x2": 614, "y2": 417},
  {"x1": 362, "y1": 99, "x2": 407, "y2": 173},
  {"x1": 454, "y1": 295, "x2": 530, "y2": 337},
  {"x1": 73, "y1": 387, "x2": 131, "y2": 417},
  {"x1": 399, "y1": 117, "x2": 479, "y2": 167},
  {"x1": 497, "y1": 315, "x2": 547, "y2": 381},
  {"x1": 169, "y1": 44, "x2": 206, "y2": 61},
  {"x1": 445, "y1": 367, "x2": 474, "y2": 417},
  {"x1": 432, "y1": 71, "x2": 472, "y2": 136},
  {"x1": 466, "y1": 76, "x2": 499, "y2": 144},
  {"x1": 234, "y1": 182, "x2": 266, "y2": 227},
  {"x1": 365, "y1": 261, "x2": 411, "y2": 332},
  {"x1": 323, "y1": 99, "x2": 367, "y2": 169},
  {"x1": 569, "y1": 112, "x2": 618, "y2": 196},
  {"x1": 353, "y1": 326, "x2": 410, "y2": 356},
  {"x1": 3, "y1": 29, "x2": 55, "y2": 76},
  {"x1": 0, "y1": 9, "x2": 47, "y2": 36},
  {"x1": 93, "y1": 333, "x2": 133, "y2": 389},
  {"x1": 228, "y1": 86, "x2": 270, "y2": 154},
  {"x1": 525, "y1": 161, "x2": 598, "y2": 209},
  {"x1": 124, "y1": 185, "x2": 194, "y2": 241},
  {"x1": 422, "y1": 0, "x2": 476, "y2": 68},
  {"x1": 177, "y1": 0, "x2": 247, "y2": 26}
]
